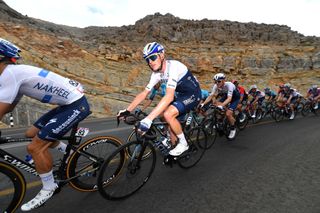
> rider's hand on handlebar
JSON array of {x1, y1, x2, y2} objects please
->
[
  {"x1": 117, "y1": 109, "x2": 130, "y2": 120},
  {"x1": 216, "y1": 105, "x2": 224, "y2": 110},
  {"x1": 137, "y1": 118, "x2": 153, "y2": 135}
]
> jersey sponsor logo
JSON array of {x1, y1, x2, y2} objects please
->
[
  {"x1": 52, "y1": 109, "x2": 81, "y2": 134},
  {"x1": 69, "y1": 79, "x2": 80, "y2": 87},
  {"x1": 33, "y1": 82, "x2": 70, "y2": 99},
  {"x1": 46, "y1": 118, "x2": 57, "y2": 126},
  {"x1": 183, "y1": 94, "x2": 196, "y2": 105}
]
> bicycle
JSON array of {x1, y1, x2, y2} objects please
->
[
  {"x1": 273, "y1": 103, "x2": 293, "y2": 122},
  {"x1": 301, "y1": 99, "x2": 319, "y2": 116},
  {"x1": 0, "y1": 122, "x2": 123, "y2": 212},
  {"x1": 97, "y1": 113, "x2": 207, "y2": 200}
]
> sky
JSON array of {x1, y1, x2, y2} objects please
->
[{"x1": 5, "y1": 0, "x2": 320, "y2": 37}]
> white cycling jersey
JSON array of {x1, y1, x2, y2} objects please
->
[
  {"x1": 211, "y1": 82, "x2": 236, "y2": 97},
  {"x1": 0, "y1": 64, "x2": 84, "y2": 105},
  {"x1": 145, "y1": 60, "x2": 188, "y2": 91}
]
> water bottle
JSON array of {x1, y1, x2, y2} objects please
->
[
  {"x1": 25, "y1": 154, "x2": 34, "y2": 165},
  {"x1": 186, "y1": 115, "x2": 192, "y2": 125},
  {"x1": 154, "y1": 137, "x2": 170, "y2": 156}
]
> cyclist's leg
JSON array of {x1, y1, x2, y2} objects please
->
[
  {"x1": 21, "y1": 96, "x2": 91, "y2": 211},
  {"x1": 163, "y1": 105, "x2": 181, "y2": 146},
  {"x1": 167, "y1": 94, "x2": 200, "y2": 156}
]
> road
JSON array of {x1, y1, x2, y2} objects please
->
[{"x1": 1, "y1": 115, "x2": 320, "y2": 213}]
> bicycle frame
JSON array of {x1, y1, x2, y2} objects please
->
[{"x1": 0, "y1": 125, "x2": 99, "y2": 183}]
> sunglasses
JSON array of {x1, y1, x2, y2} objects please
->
[
  {"x1": 145, "y1": 54, "x2": 158, "y2": 63},
  {"x1": 215, "y1": 80, "x2": 222, "y2": 83}
]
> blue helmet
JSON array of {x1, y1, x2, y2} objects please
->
[
  {"x1": 143, "y1": 42, "x2": 164, "y2": 59},
  {"x1": 0, "y1": 38, "x2": 21, "y2": 60}
]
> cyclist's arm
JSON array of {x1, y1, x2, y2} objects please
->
[
  {"x1": 0, "y1": 102, "x2": 16, "y2": 120},
  {"x1": 127, "y1": 89, "x2": 150, "y2": 112},
  {"x1": 287, "y1": 95, "x2": 293, "y2": 104},
  {"x1": 147, "y1": 87, "x2": 175, "y2": 120},
  {"x1": 202, "y1": 93, "x2": 215, "y2": 105}
]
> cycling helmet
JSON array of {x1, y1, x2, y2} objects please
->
[
  {"x1": 311, "y1": 85, "x2": 318, "y2": 89},
  {"x1": 143, "y1": 42, "x2": 164, "y2": 59},
  {"x1": 284, "y1": 83, "x2": 291, "y2": 88},
  {"x1": 0, "y1": 38, "x2": 21, "y2": 60},
  {"x1": 213, "y1": 73, "x2": 226, "y2": 81},
  {"x1": 250, "y1": 85, "x2": 257, "y2": 90},
  {"x1": 264, "y1": 87, "x2": 270, "y2": 92}
]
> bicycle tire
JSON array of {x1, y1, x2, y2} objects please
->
[
  {"x1": 126, "y1": 129, "x2": 153, "y2": 160},
  {"x1": 66, "y1": 136, "x2": 123, "y2": 192},
  {"x1": 256, "y1": 108, "x2": 263, "y2": 122},
  {"x1": 97, "y1": 140, "x2": 156, "y2": 200},
  {"x1": 274, "y1": 108, "x2": 284, "y2": 122},
  {"x1": 236, "y1": 113, "x2": 248, "y2": 131},
  {"x1": 0, "y1": 161, "x2": 26, "y2": 212},
  {"x1": 301, "y1": 104, "x2": 311, "y2": 117},
  {"x1": 178, "y1": 126, "x2": 207, "y2": 169},
  {"x1": 201, "y1": 118, "x2": 217, "y2": 149}
]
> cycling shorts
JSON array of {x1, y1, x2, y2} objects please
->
[{"x1": 34, "y1": 96, "x2": 91, "y2": 142}]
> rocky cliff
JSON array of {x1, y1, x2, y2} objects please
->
[{"x1": 0, "y1": 0, "x2": 319, "y2": 126}]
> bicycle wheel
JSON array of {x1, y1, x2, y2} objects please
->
[
  {"x1": 274, "y1": 108, "x2": 284, "y2": 122},
  {"x1": 98, "y1": 140, "x2": 156, "y2": 200},
  {"x1": 0, "y1": 161, "x2": 26, "y2": 212},
  {"x1": 301, "y1": 104, "x2": 311, "y2": 117},
  {"x1": 178, "y1": 126, "x2": 207, "y2": 169},
  {"x1": 66, "y1": 136, "x2": 123, "y2": 192},
  {"x1": 236, "y1": 113, "x2": 248, "y2": 131},
  {"x1": 201, "y1": 118, "x2": 217, "y2": 149},
  {"x1": 126, "y1": 129, "x2": 154, "y2": 160},
  {"x1": 256, "y1": 108, "x2": 263, "y2": 122}
]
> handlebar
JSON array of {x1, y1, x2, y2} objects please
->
[{"x1": 117, "y1": 113, "x2": 157, "y2": 140}]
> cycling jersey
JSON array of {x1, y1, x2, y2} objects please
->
[
  {"x1": 249, "y1": 89, "x2": 265, "y2": 99},
  {"x1": 308, "y1": 88, "x2": 320, "y2": 97},
  {"x1": 0, "y1": 64, "x2": 90, "y2": 141},
  {"x1": 283, "y1": 88, "x2": 299, "y2": 98},
  {"x1": 265, "y1": 90, "x2": 277, "y2": 99},
  {"x1": 211, "y1": 82, "x2": 240, "y2": 110},
  {"x1": 0, "y1": 65, "x2": 83, "y2": 105},
  {"x1": 145, "y1": 60, "x2": 201, "y2": 114},
  {"x1": 201, "y1": 89, "x2": 209, "y2": 101}
]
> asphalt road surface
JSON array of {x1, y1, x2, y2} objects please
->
[{"x1": 1, "y1": 115, "x2": 320, "y2": 213}]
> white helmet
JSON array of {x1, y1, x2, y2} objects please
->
[
  {"x1": 213, "y1": 73, "x2": 226, "y2": 81},
  {"x1": 250, "y1": 85, "x2": 257, "y2": 90},
  {"x1": 142, "y1": 42, "x2": 164, "y2": 59}
]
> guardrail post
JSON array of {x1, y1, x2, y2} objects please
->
[{"x1": 9, "y1": 112, "x2": 14, "y2": 127}]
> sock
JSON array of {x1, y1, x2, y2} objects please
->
[
  {"x1": 39, "y1": 170, "x2": 56, "y2": 190},
  {"x1": 176, "y1": 133, "x2": 188, "y2": 146},
  {"x1": 54, "y1": 141, "x2": 67, "y2": 154}
]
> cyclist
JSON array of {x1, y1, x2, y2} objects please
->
[
  {"x1": 281, "y1": 83, "x2": 298, "y2": 119},
  {"x1": 117, "y1": 42, "x2": 201, "y2": 156},
  {"x1": 140, "y1": 82, "x2": 167, "y2": 111},
  {"x1": 264, "y1": 87, "x2": 277, "y2": 101},
  {"x1": 232, "y1": 79, "x2": 247, "y2": 122},
  {"x1": 201, "y1": 73, "x2": 240, "y2": 139},
  {"x1": 248, "y1": 85, "x2": 265, "y2": 118},
  {"x1": 0, "y1": 38, "x2": 91, "y2": 211},
  {"x1": 306, "y1": 85, "x2": 320, "y2": 109}
]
